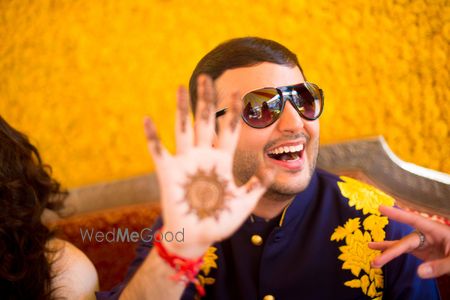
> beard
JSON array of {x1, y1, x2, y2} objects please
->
[{"x1": 232, "y1": 133, "x2": 319, "y2": 200}]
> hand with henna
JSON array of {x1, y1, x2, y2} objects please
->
[
  {"x1": 369, "y1": 205, "x2": 450, "y2": 279},
  {"x1": 143, "y1": 75, "x2": 275, "y2": 259}
]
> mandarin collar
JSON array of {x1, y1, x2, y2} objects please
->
[{"x1": 279, "y1": 170, "x2": 318, "y2": 227}]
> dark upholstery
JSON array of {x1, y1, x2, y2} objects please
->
[{"x1": 50, "y1": 202, "x2": 161, "y2": 291}]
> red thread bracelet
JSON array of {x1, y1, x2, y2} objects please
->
[{"x1": 153, "y1": 230, "x2": 205, "y2": 297}]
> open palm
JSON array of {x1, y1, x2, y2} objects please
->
[{"x1": 144, "y1": 75, "x2": 273, "y2": 258}]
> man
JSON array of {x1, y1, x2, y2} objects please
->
[{"x1": 97, "y1": 37, "x2": 440, "y2": 299}]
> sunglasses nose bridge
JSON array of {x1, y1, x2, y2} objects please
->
[
  {"x1": 276, "y1": 93, "x2": 306, "y2": 127},
  {"x1": 281, "y1": 91, "x2": 304, "y2": 116}
]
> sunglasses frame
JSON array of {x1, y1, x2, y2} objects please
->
[{"x1": 215, "y1": 82, "x2": 324, "y2": 129}]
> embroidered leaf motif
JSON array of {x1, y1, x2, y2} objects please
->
[
  {"x1": 198, "y1": 275, "x2": 216, "y2": 285},
  {"x1": 196, "y1": 246, "x2": 218, "y2": 297},
  {"x1": 345, "y1": 218, "x2": 361, "y2": 232},
  {"x1": 331, "y1": 218, "x2": 360, "y2": 241},
  {"x1": 332, "y1": 176, "x2": 396, "y2": 300},
  {"x1": 339, "y1": 230, "x2": 375, "y2": 276},
  {"x1": 371, "y1": 227, "x2": 386, "y2": 242},
  {"x1": 361, "y1": 275, "x2": 370, "y2": 294},
  {"x1": 337, "y1": 176, "x2": 395, "y2": 215},
  {"x1": 344, "y1": 279, "x2": 361, "y2": 288},
  {"x1": 363, "y1": 215, "x2": 389, "y2": 242},
  {"x1": 201, "y1": 247, "x2": 218, "y2": 276},
  {"x1": 331, "y1": 226, "x2": 347, "y2": 241},
  {"x1": 368, "y1": 282, "x2": 378, "y2": 297},
  {"x1": 370, "y1": 269, "x2": 384, "y2": 288},
  {"x1": 363, "y1": 215, "x2": 388, "y2": 230},
  {"x1": 369, "y1": 268, "x2": 382, "y2": 280}
]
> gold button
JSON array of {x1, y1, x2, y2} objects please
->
[
  {"x1": 251, "y1": 234, "x2": 263, "y2": 246},
  {"x1": 263, "y1": 295, "x2": 275, "y2": 300}
]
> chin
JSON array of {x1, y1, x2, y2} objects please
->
[{"x1": 269, "y1": 168, "x2": 313, "y2": 196}]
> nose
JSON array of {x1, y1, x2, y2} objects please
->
[{"x1": 275, "y1": 101, "x2": 304, "y2": 133}]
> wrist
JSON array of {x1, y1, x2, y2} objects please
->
[
  {"x1": 153, "y1": 229, "x2": 207, "y2": 296},
  {"x1": 156, "y1": 227, "x2": 209, "y2": 259}
]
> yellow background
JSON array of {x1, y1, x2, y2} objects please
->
[{"x1": 1, "y1": 0, "x2": 448, "y2": 188}]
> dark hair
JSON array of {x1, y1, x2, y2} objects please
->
[
  {"x1": 0, "y1": 115, "x2": 67, "y2": 299},
  {"x1": 189, "y1": 36, "x2": 306, "y2": 113}
]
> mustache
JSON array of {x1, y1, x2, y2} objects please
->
[{"x1": 263, "y1": 133, "x2": 310, "y2": 152}]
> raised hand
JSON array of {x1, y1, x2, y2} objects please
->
[
  {"x1": 369, "y1": 205, "x2": 450, "y2": 278},
  {"x1": 144, "y1": 75, "x2": 274, "y2": 258}
]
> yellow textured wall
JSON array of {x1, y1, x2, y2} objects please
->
[{"x1": 1, "y1": 0, "x2": 448, "y2": 188}]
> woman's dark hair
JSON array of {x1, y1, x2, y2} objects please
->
[
  {"x1": 0, "y1": 115, "x2": 67, "y2": 299},
  {"x1": 189, "y1": 36, "x2": 306, "y2": 113}
]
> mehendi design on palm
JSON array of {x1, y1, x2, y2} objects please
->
[
  {"x1": 143, "y1": 75, "x2": 275, "y2": 257},
  {"x1": 182, "y1": 166, "x2": 233, "y2": 220}
]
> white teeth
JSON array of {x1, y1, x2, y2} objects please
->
[{"x1": 268, "y1": 144, "x2": 304, "y2": 155}]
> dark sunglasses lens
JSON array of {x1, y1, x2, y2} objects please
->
[
  {"x1": 243, "y1": 88, "x2": 281, "y2": 128},
  {"x1": 292, "y1": 84, "x2": 323, "y2": 120}
]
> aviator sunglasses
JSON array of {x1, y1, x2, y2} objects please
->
[{"x1": 215, "y1": 82, "x2": 324, "y2": 128}]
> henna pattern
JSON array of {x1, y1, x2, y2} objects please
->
[
  {"x1": 200, "y1": 77, "x2": 217, "y2": 122},
  {"x1": 200, "y1": 105, "x2": 211, "y2": 122},
  {"x1": 152, "y1": 138, "x2": 162, "y2": 156},
  {"x1": 178, "y1": 96, "x2": 189, "y2": 133},
  {"x1": 182, "y1": 166, "x2": 233, "y2": 220},
  {"x1": 145, "y1": 121, "x2": 162, "y2": 155}
]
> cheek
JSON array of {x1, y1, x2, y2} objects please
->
[
  {"x1": 305, "y1": 121, "x2": 320, "y2": 140},
  {"x1": 236, "y1": 125, "x2": 271, "y2": 153}
]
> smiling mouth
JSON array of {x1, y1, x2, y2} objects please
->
[{"x1": 267, "y1": 144, "x2": 304, "y2": 161}]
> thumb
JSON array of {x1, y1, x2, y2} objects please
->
[{"x1": 417, "y1": 257, "x2": 450, "y2": 279}]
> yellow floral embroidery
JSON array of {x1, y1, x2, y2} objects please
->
[
  {"x1": 363, "y1": 215, "x2": 389, "y2": 242},
  {"x1": 337, "y1": 176, "x2": 395, "y2": 215},
  {"x1": 200, "y1": 246, "x2": 218, "y2": 276},
  {"x1": 332, "y1": 176, "x2": 396, "y2": 299},
  {"x1": 195, "y1": 246, "x2": 218, "y2": 299},
  {"x1": 330, "y1": 217, "x2": 361, "y2": 241},
  {"x1": 338, "y1": 224, "x2": 374, "y2": 276},
  {"x1": 197, "y1": 274, "x2": 215, "y2": 286}
]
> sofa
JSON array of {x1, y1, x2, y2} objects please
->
[{"x1": 47, "y1": 136, "x2": 450, "y2": 298}]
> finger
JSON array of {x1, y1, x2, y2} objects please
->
[
  {"x1": 370, "y1": 233, "x2": 420, "y2": 268},
  {"x1": 195, "y1": 75, "x2": 217, "y2": 147},
  {"x1": 417, "y1": 257, "x2": 450, "y2": 279},
  {"x1": 210, "y1": 167, "x2": 277, "y2": 240},
  {"x1": 218, "y1": 91, "x2": 243, "y2": 153},
  {"x1": 221, "y1": 167, "x2": 276, "y2": 235},
  {"x1": 143, "y1": 116, "x2": 169, "y2": 165},
  {"x1": 378, "y1": 205, "x2": 431, "y2": 230},
  {"x1": 176, "y1": 86, "x2": 193, "y2": 154},
  {"x1": 368, "y1": 241, "x2": 397, "y2": 251},
  {"x1": 240, "y1": 166, "x2": 276, "y2": 196}
]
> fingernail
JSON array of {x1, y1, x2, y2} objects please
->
[{"x1": 418, "y1": 265, "x2": 432, "y2": 277}]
